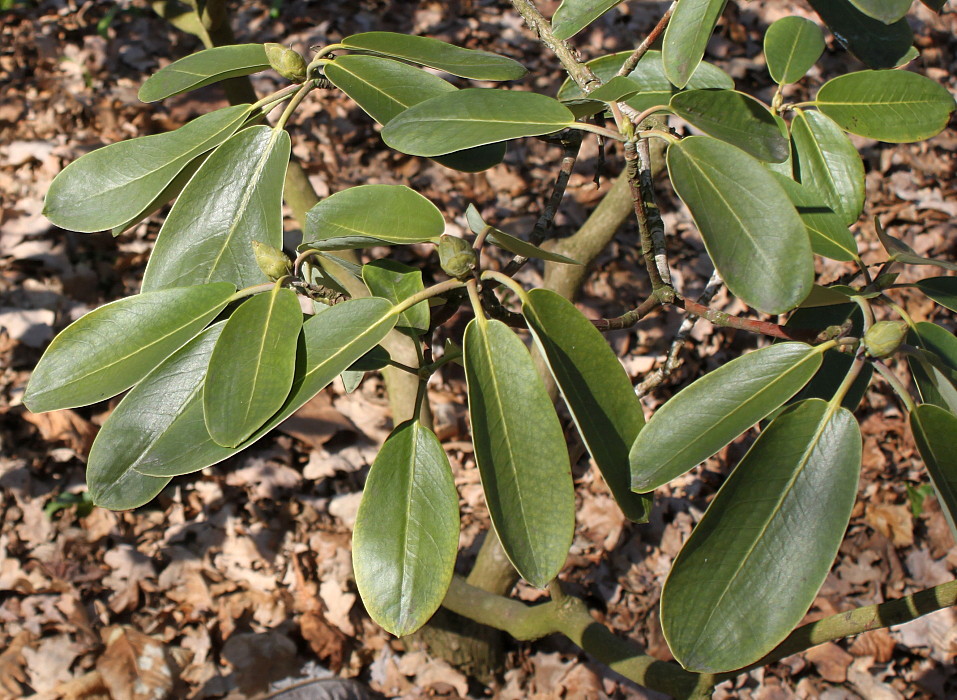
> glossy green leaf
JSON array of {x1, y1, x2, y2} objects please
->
[
  {"x1": 764, "y1": 17, "x2": 826, "y2": 85},
  {"x1": 666, "y1": 136, "x2": 813, "y2": 314},
  {"x1": 848, "y1": 0, "x2": 913, "y2": 24},
  {"x1": 771, "y1": 173, "x2": 859, "y2": 262},
  {"x1": 916, "y1": 277, "x2": 957, "y2": 313},
  {"x1": 110, "y1": 153, "x2": 206, "y2": 237},
  {"x1": 557, "y1": 50, "x2": 733, "y2": 114},
  {"x1": 304, "y1": 184, "x2": 445, "y2": 250},
  {"x1": 353, "y1": 421, "x2": 459, "y2": 637},
  {"x1": 204, "y1": 287, "x2": 303, "y2": 447},
  {"x1": 139, "y1": 44, "x2": 270, "y2": 102},
  {"x1": 24, "y1": 282, "x2": 235, "y2": 414},
  {"x1": 908, "y1": 322, "x2": 957, "y2": 413},
  {"x1": 44, "y1": 105, "x2": 250, "y2": 233},
  {"x1": 815, "y1": 70, "x2": 955, "y2": 143},
  {"x1": 670, "y1": 89, "x2": 788, "y2": 162},
  {"x1": 631, "y1": 342, "x2": 823, "y2": 492},
  {"x1": 464, "y1": 204, "x2": 578, "y2": 264},
  {"x1": 86, "y1": 323, "x2": 227, "y2": 509},
  {"x1": 661, "y1": 399, "x2": 861, "y2": 672},
  {"x1": 464, "y1": 318, "x2": 575, "y2": 587},
  {"x1": 875, "y1": 227, "x2": 957, "y2": 272},
  {"x1": 142, "y1": 126, "x2": 291, "y2": 291},
  {"x1": 585, "y1": 76, "x2": 642, "y2": 103},
  {"x1": 362, "y1": 260, "x2": 429, "y2": 335},
  {"x1": 523, "y1": 289, "x2": 652, "y2": 522},
  {"x1": 791, "y1": 110, "x2": 865, "y2": 226},
  {"x1": 130, "y1": 297, "x2": 398, "y2": 478},
  {"x1": 783, "y1": 349, "x2": 872, "y2": 414},
  {"x1": 340, "y1": 32, "x2": 526, "y2": 81},
  {"x1": 551, "y1": 0, "x2": 623, "y2": 40},
  {"x1": 808, "y1": 0, "x2": 915, "y2": 69},
  {"x1": 382, "y1": 89, "x2": 575, "y2": 157},
  {"x1": 323, "y1": 55, "x2": 506, "y2": 172},
  {"x1": 662, "y1": 0, "x2": 729, "y2": 88},
  {"x1": 910, "y1": 404, "x2": 957, "y2": 542}
]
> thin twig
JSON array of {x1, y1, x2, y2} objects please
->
[{"x1": 616, "y1": 1, "x2": 677, "y2": 76}]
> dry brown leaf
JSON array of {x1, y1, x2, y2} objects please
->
[
  {"x1": 846, "y1": 657, "x2": 904, "y2": 700},
  {"x1": 96, "y1": 626, "x2": 174, "y2": 700},
  {"x1": 319, "y1": 579, "x2": 356, "y2": 636},
  {"x1": 156, "y1": 547, "x2": 213, "y2": 617},
  {"x1": 864, "y1": 503, "x2": 914, "y2": 548},
  {"x1": 22, "y1": 634, "x2": 84, "y2": 694},
  {"x1": 103, "y1": 545, "x2": 156, "y2": 613},
  {"x1": 221, "y1": 631, "x2": 298, "y2": 696},
  {"x1": 0, "y1": 630, "x2": 32, "y2": 699},
  {"x1": 849, "y1": 628, "x2": 896, "y2": 663},
  {"x1": 299, "y1": 611, "x2": 349, "y2": 672},
  {"x1": 20, "y1": 408, "x2": 97, "y2": 454},
  {"x1": 224, "y1": 457, "x2": 302, "y2": 501},
  {"x1": 277, "y1": 390, "x2": 357, "y2": 449},
  {"x1": 803, "y1": 642, "x2": 853, "y2": 683}
]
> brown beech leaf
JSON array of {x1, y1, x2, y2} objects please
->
[
  {"x1": 804, "y1": 642, "x2": 854, "y2": 683},
  {"x1": 21, "y1": 407, "x2": 97, "y2": 454},
  {"x1": 96, "y1": 626, "x2": 175, "y2": 700},
  {"x1": 849, "y1": 628, "x2": 897, "y2": 663},
  {"x1": 0, "y1": 630, "x2": 32, "y2": 697}
]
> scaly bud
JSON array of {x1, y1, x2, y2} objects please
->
[
  {"x1": 438, "y1": 235, "x2": 477, "y2": 280},
  {"x1": 252, "y1": 240, "x2": 293, "y2": 281},
  {"x1": 265, "y1": 43, "x2": 308, "y2": 83},
  {"x1": 863, "y1": 320, "x2": 907, "y2": 359}
]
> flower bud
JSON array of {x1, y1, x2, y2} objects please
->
[
  {"x1": 438, "y1": 235, "x2": 477, "y2": 279},
  {"x1": 265, "y1": 43, "x2": 308, "y2": 83},
  {"x1": 863, "y1": 320, "x2": 907, "y2": 359},
  {"x1": 252, "y1": 240, "x2": 292, "y2": 281}
]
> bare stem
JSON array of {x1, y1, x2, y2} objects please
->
[
  {"x1": 617, "y1": 2, "x2": 677, "y2": 76},
  {"x1": 509, "y1": 0, "x2": 600, "y2": 92}
]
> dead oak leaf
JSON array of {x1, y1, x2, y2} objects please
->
[{"x1": 96, "y1": 626, "x2": 174, "y2": 700}]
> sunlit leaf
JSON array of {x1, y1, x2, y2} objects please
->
[
  {"x1": 204, "y1": 287, "x2": 303, "y2": 447},
  {"x1": 551, "y1": 0, "x2": 623, "y2": 40},
  {"x1": 847, "y1": 0, "x2": 913, "y2": 24},
  {"x1": 131, "y1": 298, "x2": 398, "y2": 478},
  {"x1": 815, "y1": 70, "x2": 955, "y2": 143},
  {"x1": 142, "y1": 125, "x2": 290, "y2": 291},
  {"x1": 44, "y1": 105, "x2": 250, "y2": 233},
  {"x1": 631, "y1": 342, "x2": 824, "y2": 492},
  {"x1": 304, "y1": 184, "x2": 445, "y2": 249},
  {"x1": 340, "y1": 32, "x2": 527, "y2": 80},
  {"x1": 910, "y1": 404, "x2": 957, "y2": 542},
  {"x1": 86, "y1": 323, "x2": 227, "y2": 509},
  {"x1": 523, "y1": 289, "x2": 652, "y2": 522},
  {"x1": 362, "y1": 260, "x2": 430, "y2": 335},
  {"x1": 24, "y1": 282, "x2": 234, "y2": 414},
  {"x1": 662, "y1": 0, "x2": 729, "y2": 88},
  {"x1": 916, "y1": 277, "x2": 957, "y2": 313},
  {"x1": 764, "y1": 16, "x2": 825, "y2": 85},
  {"x1": 666, "y1": 136, "x2": 813, "y2": 314},
  {"x1": 771, "y1": 173, "x2": 859, "y2": 262},
  {"x1": 791, "y1": 110, "x2": 865, "y2": 226},
  {"x1": 139, "y1": 44, "x2": 270, "y2": 102},
  {"x1": 382, "y1": 89, "x2": 574, "y2": 157},
  {"x1": 908, "y1": 322, "x2": 957, "y2": 414},
  {"x1": 324, "y1": 54, "x2": 506, "y2": 172},
  {"x1": 353, "y1": 421, "x2": 459, "y2": 637},
  {"x1": 464, "y1": 318, "x2": 575, "y2": 587},
  {"x1": 670, "y1": 89, "x2": 788, "y2": 162},
  {"x1": 662, "y1": 399, "x2": 861, "y2": 672}
]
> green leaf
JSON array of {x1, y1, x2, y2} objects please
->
[
  {"x1": 908, "y1": 322, "x2": 957, "y2": 413},
  {"x1": 670, "y1": 89, "x2": 788, "y2": 162},
  {"x1": 339, "y1": 32, "x2": 527, "y2": 81},
  {"x1": 916, "y1": 277, "x2": 957, "y2": 313},
  {"x1": 874, "y1": 227, "x2": 957, "y2": 272},
  {"x1": 382, "y1": 89, "x2": 575, "y2": 157},
  {"x1": 585, "y1": 76, "x2": 642, "y2": 103},
  {"x1": 771, "y1": 173, "x2": 859, "y2": 262},
  {"x1": 362, "y1": 260, "x2": 429, "y2": 335},
  {"x1": 666, "y1": 136, "x2": 813, "y2": 314},
  {"x1": 139, "y1": 44, "x2": 270, "y2": 102},
  {"x1": 815, "y1": 70, "x2": 955, "y2": 143},
  {"x1": 782, "y1": 349, "x2": 873, "y2": 414},
  {"x1": 523, "y1": 289, "x2": 652, "y2": 523},
  {"x1": 557, "y1": 50, "x2": 733, "y2": 114},
  {"x1": 110, "y1": 153, "x2": 206, "y2": 237},
  {"x1": 791, "y1": 110, "x2": 865, "y2": 226},
  {"x1": 551, "y1": 0, "x2": 623, "y2": 40},
  {"x1": 464, "y1": 319, "x2": 575, "y2": 587},
  {"x1": 44, "y1": 105, "x2": 250, "y2": 233},
  {"x1": 910, "y1": 404, "x2": 957, "y2": 542},
  {"x1": 132, "y1": 297, "x2": 398, "y2": 478},
  {"x1": 142, "y1": 125, "x2": 291, "y2": 291},
  {"x1": 323, "y1": 55, "x2": 506, "y2": 172},
  {"x1": 847, "y1": 0, "x2": 913, "y2": 24},
  {"x1": 24, "y1": 282, "x2": 235, "y2": 414},
  {"x1": 631, "y1": 342, "x2": 823, "y2": 492},
  {"x1": 86, "y1": 323, "x2": 227, "y2": 509},
  {"x1": 464, "y1": 204, "x2": 578, "y2": 264},
  {"x1": 661, "y1": 399, "x2": 861, "y2": 673},
  {"x1": 304, "y1": 184, "x2": 445, "y2": 249},
  {"x1": 353, "y1": 421, "x2": 459, "y2": 637},
  {"x1": 764, "y1": 17, "x2": 826, "y2": 85},
  {"x1": 808, "y1": 0, "x2": 915, "y2": 69},
  {"x1": 662, "y1": 0, "x2": 729, "y2": 88},
  {"x1": 204, "y1": 287, "x2": 303, "y2": 447}
]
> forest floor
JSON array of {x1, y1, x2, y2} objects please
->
[{"x1": 1, "y1": 1, "x2": 956, "y2": 698}]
